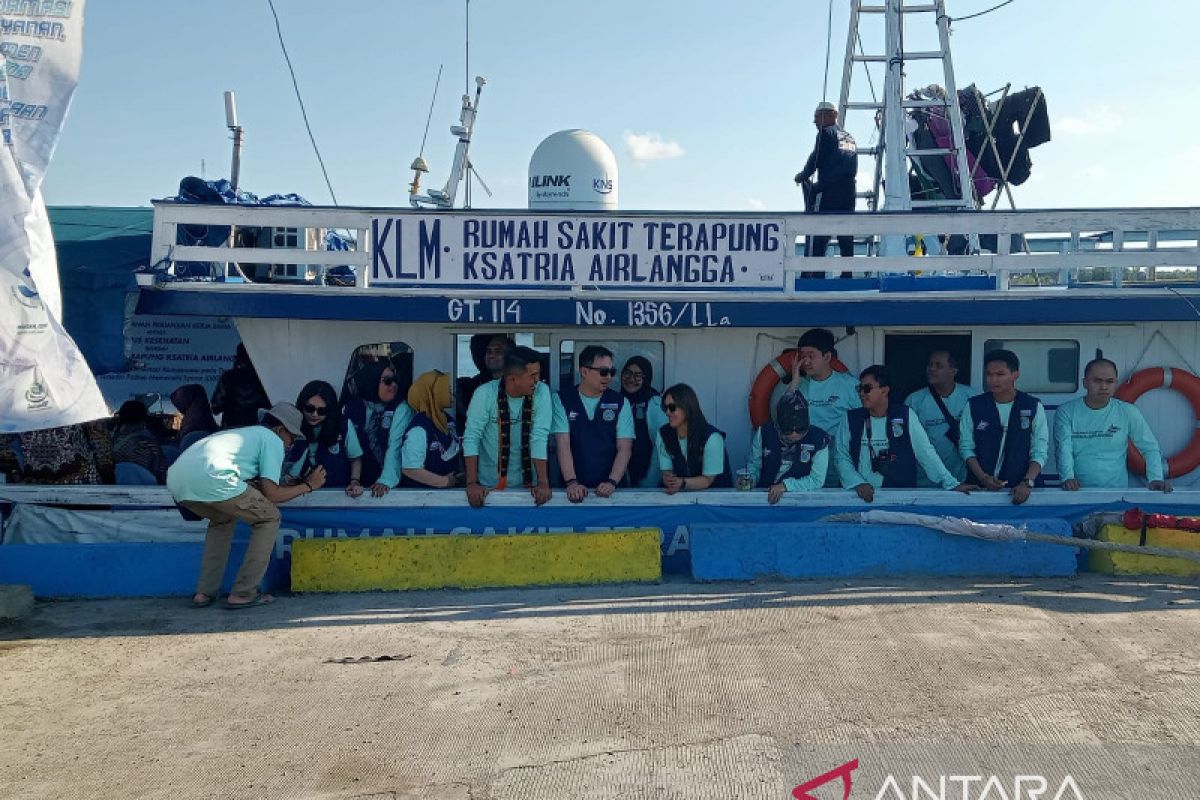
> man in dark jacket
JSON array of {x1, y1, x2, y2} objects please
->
[{"x1": 795, "y1": 101, "x2": 858, "y2": 261}]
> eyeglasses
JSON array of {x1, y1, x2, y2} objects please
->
[
  {"x1": 622, "y1": 370, "x2": 644, "y2": 381},
  {"x1": 379, "y1": 375, "x2": 397, "y2": 386},
  {"x1": 303, "y1": 404, "x2": 328, "y2": 416},
  {"x1": 662, "y1": 402, "x2": 680, "y2": 413},
  {"x1": 857, "y1": 384, "x2": 879, "y2": 394},
  {"x1": 585, "y1": 366, "x2": 617, "y2": 377}
]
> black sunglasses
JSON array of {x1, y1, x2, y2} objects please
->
[
  {"x1": 585, "y1": 366, "x2": 617, "y2": 377},
  {"x1": 622, "y1": 369, "x2": 644, "y2": 380},
  {"x1": 303, "y1": 404, "x2": 328, "y2": 416},
  {"x1": 857, "y1": 384, "x2": 879, "y2": 394},
  {"x1": 379, "y1": 375, "x2": 397, "y2": 386},
  {"x1": 662, "y1": 402, "x2": 680, "y2": 413}
]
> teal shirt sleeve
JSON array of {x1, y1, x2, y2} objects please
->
[
  {"x1": 782, "y1": 447, "x2": 828, "y2": 492},
  {"x1": 1126, "y1": 403, "x2": 1165, "y2": 483},
  {"x1": 463, "y1": 385, "x2": 490, "y2": 458},
  {"x1": 834, "y1": 416, "x2": 869, "y2": 488},
  {"x1": 550, "y1": 393, "x2": 569, "y2": 435},
  {"x1": 376, "y1": 402, "x2": 413, "y2": 488},
  {"x1": 906, "y1": 408, "x2": 959, "y2": 489},
  {"x1": 616, "y1": 400, "x2": 634, "y2": 440},
  {"x1": 701, "y1": 431, "x2": 725, "y2": 476},
  {"x1": 747, "y1": 428, "x2": 763, "y2": 484},
  {"x1": 958, "y1": 404, "x2": 977, "y2": 462},
  {"x1": 401, "y1": 426, "x2": 428, "y2": 469},
  {"x1": 344, "y1": 419, "x2": 363, "y2": 459},
  {"x1": 530, "y1": 382, "x2": 552, "y2": 460},
  {"x1": 1030, "y1": 404, "x2": 1049, "y2": 467},
  {"x1": 258, "y1": 432, "x2": 285, "y2": 485},
  {"x1": 1053, "y1": 404, "x2": 1076, "y2": 481}
]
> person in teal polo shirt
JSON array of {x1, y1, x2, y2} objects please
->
[
  {"x1": 1055, "y1": 357, "x2": 1171, "y2": 491},
  {"x1": 167, "y1": 402, "x2": 324, "y2": 609},
  {"x1": 905, "y1": 349, "x2": 971, "y2": 484},
  {"x1": 788, "y1": 328, "x2": 860, "y2": 487},
  {"x1": 463, "y1": 346, "x2": 553, "y2": 507}
]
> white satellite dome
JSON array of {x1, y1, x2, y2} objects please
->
[{"x1": 528, "y1": 129, "x2": 618, "y2": 211}]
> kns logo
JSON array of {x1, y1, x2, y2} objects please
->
[
  {"x1": 593, "y1": 177, "x2": 613, "y2": 194},
  {"x1": 530, "y1": 174, "x2": 570, "y2": 188}
]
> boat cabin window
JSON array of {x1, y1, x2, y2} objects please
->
[
  {"x1": 340, "y1": 341, "x2": 414, "y2": 401},
  {"x1": 558, "y1": 340, "x2": 665, "y2": 393},
  {"x1": 982, "y1": 339, "x2": 1079, "y2": 393},
  {"x1": 454, "y1": 333, "x2": 551, "y2": 386}
]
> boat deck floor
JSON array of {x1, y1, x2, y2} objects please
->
[{"x1": 2, "y1": 575, "x2": 1198, "y2": 799}]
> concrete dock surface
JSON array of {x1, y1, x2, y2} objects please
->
[{"x1": 1, "y1": 575, "x2": 1198, "y2": 800}]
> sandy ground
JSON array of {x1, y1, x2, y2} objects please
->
[{"x1": 1, "y1": 575, "x2": 1198, "y2": 800}]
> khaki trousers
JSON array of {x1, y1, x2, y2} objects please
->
[{"x1": 181, "y1": 486, "x2": 281, "y2": 599}]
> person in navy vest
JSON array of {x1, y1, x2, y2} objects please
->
[
  {"x1": 342, "y1": 361, "x2": 414, "y2": 497},
  {"x1": 400, "y1": 370, "x2": 463, "y2": 488},
  {"x1": 285, "y1": 380, "x2": 364, "y2": 496},
  {"x1": 655, "y1": 383, "x2": 732, "y2": 492},
  {"x1": 619, "y1": 356, "x2": 666, "y2": 489},
  {"x1": 958, "y1": 349, "x2": 1049, "y2": 505},
  {"x1": 553, "y1": 345, "x2": 634, "y2": 502},
  {"x1": 747, "y1": 392, "x2": 831, "y2": 504},
  {"x1": 834, "y1": 365, "x2": 971, "y2": 503}
]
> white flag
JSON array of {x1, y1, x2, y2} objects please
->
[{"x1": 0, "y1": 1, "x2": 109, "y2": 433}]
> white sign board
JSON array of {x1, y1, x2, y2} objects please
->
[{"x1": 369, "y1": 213, "x2": 786, "y2": 290}]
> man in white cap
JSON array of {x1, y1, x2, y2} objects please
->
[
  {"x1": 167, "y1": 401, "x2": 326, "y2": 609},
  {"x1": 795, "y1": 101, "x2": 858, "y2": 262}
]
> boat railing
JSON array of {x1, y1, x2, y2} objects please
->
[{"x1": 148, "y1": 201, "x2": 1200, "y2": 294}]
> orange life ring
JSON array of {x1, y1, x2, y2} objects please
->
[
  {"x1": 749, "y1": 349, "x2": 848, "y2": 428},
  {"x1": 1114, "y1": 366, "x2": 1200, "y2": 478}
]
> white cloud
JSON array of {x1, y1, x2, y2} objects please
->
[
  {"x1": 1057, "y1": 105, "x2": 1122, "y2": 136},
  {"x1": 746, "y1": 197, "x2": 766, "y2": 211},
  {"x1": 624, "y1": 130, "x2": 684, "y2": 162}
]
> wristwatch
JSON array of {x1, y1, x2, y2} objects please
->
[{"x1": 1022, "y1": 478, "x2": 1035, "y2": 488}]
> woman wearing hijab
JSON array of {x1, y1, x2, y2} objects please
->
[
  {"x1": 654, "y1": 383, "x2": 732, "y2": 492},
  {"x1": 211, "y1": 343, "x2": 271, "y2": 429},
  {"x1": 286, "y1": 380, "x2": 365, "y2": 496},
  {"x1": 171, "y1": 384, "x2": 219, "y2": 443},
  {"x1": 400, "y1": 370, "x2": 463, "y2": 488},
  {"x1": 619, "y1": 356, "x2": 666, "y2": 489},
  {"x1": 342, "y1": 360, "x2": 413, "y2": 496},
  {"x1": 746, "y1": 392, "x2": 831, "y2": 504}
]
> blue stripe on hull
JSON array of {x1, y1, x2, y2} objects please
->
[{"x1": 136, "y1": 287, "x2": 1200, "y2": 327}]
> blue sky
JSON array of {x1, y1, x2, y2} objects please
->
[{"x1": 43, "y1": 0, "x2": 1200, "y2": 212}]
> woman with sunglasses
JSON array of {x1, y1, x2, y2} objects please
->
[
  {"x1": 655, "y1": 383, "x2": 732, "y2": 493},
  {"x1": 400, "y1": 370, "x2": 463, "y2": 488},
  {"x1": 286, "y1": 380, "x2": 364, "y2": 497},
  {"x1": 619, "y1": 356, "x2": 667, "y2": 489},
  {"x1": 343, "y1": 361, "x2": 414, "y2": 497}
]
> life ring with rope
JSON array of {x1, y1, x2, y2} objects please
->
[
  {"x1": 748, "y1": 349, "x2": 849, "y2": 428},
  {"x1": 1114, "y1": 366, "x2": 1200, "y2": 478}
]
